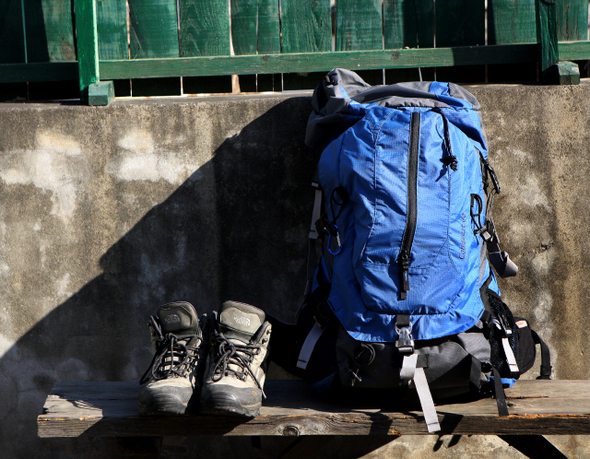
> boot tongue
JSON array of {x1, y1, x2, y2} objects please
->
[
  {"x1": 158, "y1": 301, "x2": 198, "y2": 338},
  {"x1": 219, "y1": 301, "x2": 265, "y2": 343}
]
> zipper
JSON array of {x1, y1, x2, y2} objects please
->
[{"x1": 399, "y1": 111, "x2": 420, "y2": 300}]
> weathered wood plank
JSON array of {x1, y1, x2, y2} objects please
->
[
  {"x1": 230, "y1": 0, "x2": 280, "y2": 55},
  {"x1": 96, "y1": 0, "x2": 128, "y2": 60},
  {"x1": 0, "y1": 62, "x2": 78, "y2": 83},
  {"x1": 557, "y1": 0, "x2": 588, "y2": 41},
  {"x1": 3, "y1": 41, "x2": 589, "y2": 87},
  {"x1": 99, "y1": 44, "x2": 540, "y2": 80},
  {"x1": 25, "y1": 0, "x2": 76, "y2": 62},
  {"x1": 558, "y1": 41, "x2": 590, "y2": 61},
  {"x1": 0, "y1": 0, "x2": 26, "y2": 63},
  {"x1": 435, "y1": 0, "x2": 485, "y2": 47},
  {"x1": 383, "y1": 0, "x2": 434, "y2": 49},
  {"x1": 434, "y1": 0, "x2": 485, "y2": 81},
  {"x1": 179, "y1": 0, "x2": 230, "y2": 57},
  {"x1": 335, "y1": 0, "x2": 383, "y2": 51},
  {"x1": 128, "y1": 0, "x2": 179, "y2": 58},
  {"x1": 281, "y1": 0, "x2": 332, "y2": 53},
  {"x1": 38, "y1": 380, "x2": 590, "y2": 439},
  {"x1": 488, "y1": 0, "x2": 537, "y2": 44},
  {"x1": 257, "y1": 0, "x2": 280, "y2": 54},
  {"x1": 230, "y1": 0, "x2": 258, "y2": 56}
]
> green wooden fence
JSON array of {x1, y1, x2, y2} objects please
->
[{"x1": 1, "y1": 0, "x2": 589, "y2": 104}]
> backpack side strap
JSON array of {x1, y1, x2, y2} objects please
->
[{"x1": 531, "y1": 330, "x2": 552, "y2": 380}]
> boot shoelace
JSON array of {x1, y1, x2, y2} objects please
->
[
  {"x1": 140, "y1": 317, "x2": 201, "y2": 384},
  {"x1": 210, "y1": 333, "x2": 266, "y2": 398}
]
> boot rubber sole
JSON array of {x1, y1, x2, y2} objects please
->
[{"x1": 200, "y1": 391, "x2": 261, "y2": 418}]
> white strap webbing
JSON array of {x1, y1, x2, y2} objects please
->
[
  {"x1": 413, "y1": 367, "x2": 441, "y2": 433},
  {"x1": 309, "y1": 187, "x2": 323, "y2": 240},
  {"x1": 502, "y1": 337, "x2": 520, "y2": 374},
  {"x1": 400, "y1": 354, "x2": 441, "y2": 433},
  {"x1": 296, "y1": 322, "x2": 325, "y2": 370},
  {"x1": 400, "y1": 353, "x2": 418, "y2": 381}
]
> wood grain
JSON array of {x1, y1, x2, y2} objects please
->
[{"x1": 38, "y1": 380, "x2": 590, "y2": 438}]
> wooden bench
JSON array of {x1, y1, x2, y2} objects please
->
[{"x1": 38, "y1": 379, "x2": 590, "y2": 458}]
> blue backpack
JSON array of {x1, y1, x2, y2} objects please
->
[{"x1": 275, "y1": 69, "x2": 551, "y2": 432}]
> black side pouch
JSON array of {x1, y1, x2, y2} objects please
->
[
  {"x1": 486, "y1": 290, "x2": 538, "y2": 379},
  {"x1": 512, "y1": 317, "x2": 537, "y2": 374}
]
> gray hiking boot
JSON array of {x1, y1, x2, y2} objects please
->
[
  {"x1": 138, "y1": 301, "x2": 207, "y2": 415},
  {"x1": 200, "y1": 301, "x2": 272, "y2": 417}
]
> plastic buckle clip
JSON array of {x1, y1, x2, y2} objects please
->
[{"x1": 395, "y1": 324, "x2": 415, "y2": 355}]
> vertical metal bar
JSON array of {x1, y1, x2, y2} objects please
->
[{"x1": 74, "y1": 0, "x2": 100, "y2": 100}]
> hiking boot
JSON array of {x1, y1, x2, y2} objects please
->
[
  {"x1": 138, "y1": 301, "x2": 207, "y2": 415},
  {"x1": 200, "y1": 301, "x2": 272, "y2": 417}
]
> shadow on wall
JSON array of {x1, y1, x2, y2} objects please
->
[{"x1": 0, "y1": 98, "x2": 320, "y2": 458}]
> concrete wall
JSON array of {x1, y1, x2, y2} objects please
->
[{"x1": 1, "y1": 83, "x2": 589, "y2": 458}]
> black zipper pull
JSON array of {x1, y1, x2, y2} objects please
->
[{"x1": 399, "y1": 251, "x2": 410, "y2": 300}]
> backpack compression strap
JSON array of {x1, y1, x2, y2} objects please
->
[
  {"x1": 304, "y1": 181, "x2": 323, "y2": 297},
  {"x1": 396, "y1": 315, "x2": 441, "y2": 433},
  {"x1": 400, "y1": 354, "x2": 441, "y2": 433},
  {"x1": 476, "y1": 155, "x2": 519, "y2": 278}
]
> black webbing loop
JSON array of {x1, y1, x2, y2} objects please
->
[
  {"x1": 396, "y1": 314, "x2": 411, "y2": 328},
  {"x1": 531, "y1": 330, "x2": 552, "y2": 380}
]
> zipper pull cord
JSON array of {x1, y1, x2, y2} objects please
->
[{"x1": 434, "y1": 108, "x2": 458, "y2": 171}]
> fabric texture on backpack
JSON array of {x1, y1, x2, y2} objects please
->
[{"x1": 306, "y1": 68, "x2": 498, "y2": 343}]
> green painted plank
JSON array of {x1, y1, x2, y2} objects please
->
[
  {"x1": 25, "y1": 0, "x2": 76, "y2": 62},
  {"x1": 97, "y1": 0, "x2": 128, "y2": 60},
  {"x1": 129, "y1": 0, "x2": 179, "y2": 58},
  {"x1": 383, "y1": 0, "x2": 434, "y2": 49},
  {"x1": 435, "y1": 0, "x2": 485, "y2": 47},
  {"x1": 557, "y1": 0, "x2": 588, "y2": 41},
  {"x1": 231, "y1": 0, "x2": 257, "y2": 55},
  {"x1": 0, "y1": 62, "x2": 78, "y2": 83},
  {"x1": 179, "y1": 0, "x2": 230, "y2": 57},
  {"x1": 0, "y1": 0, "x2": 25, "y2": 63},
  {"x1": 257, "y1": 0, "x2": 280, "y2": 54},
  {"x1": 336, "y1": 0, "x2": 383, "y2": 51},
  {"x1": 99, "y1": 44, "x2": 541, "y2": 80},
  {"x1": 230, "y1": 0, "x2": 280, "y2": 54},
  {"x1": 281, "y1": 0, "x2": 332, "y2": 53},
  {"x1": 74, "y1": 0, "x2": 99, "y2": 99},
  {"x1": 559, "y1": 40, "x2": 590, "y2": 60},
  {"x1": 536, "y1": 0, "x2": 558, "y2": 75},
  {"x1": 488, "y1": 0, "x2": 536, "y2": 44},
  {"x1": 5, "y1": 41, "x2": 590, "y2": 86}
]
